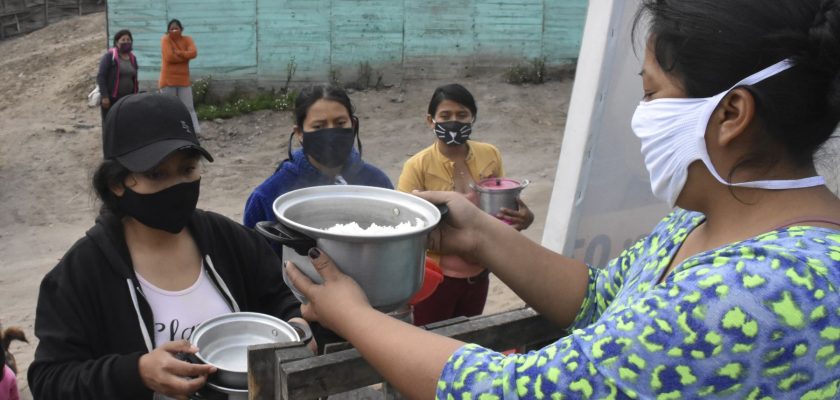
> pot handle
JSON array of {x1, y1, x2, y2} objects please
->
[
  {"x1": 518, "y1": 179, "x2": 530, "y2": 192},
  {"x1": 437, "y1": 203, "x2": 449, "y2": 218},
  {"x1": 288, "y1": 320, "x2": 314, "y2": 345},
  {"x1": 255, "y1": 221, "x2": 317, "y2": 256}
]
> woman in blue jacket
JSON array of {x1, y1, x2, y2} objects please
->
[
  {"x1": 243, "y1": 84, "x2": 393, "y2": 243},
  {"x1": 244, "y1": 84, "x2": 392, "y2": 353}
]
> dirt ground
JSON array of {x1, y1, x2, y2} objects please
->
[{"x1": 0, "y1": 12, "x2": 572, "y2": 398}]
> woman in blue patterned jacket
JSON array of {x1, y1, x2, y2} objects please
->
[{"x1": 285, "y1": 0, "x2": 840, "y2": 398}]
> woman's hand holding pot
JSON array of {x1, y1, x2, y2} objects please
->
[
  {"x1": 413, "y1": 190, "x2": 494, "y2": 261},
  {"x1": 138, "y1": 340, "x2": 216, "y2": 399},
  {"x1": 285, "y1": 248, "x2": 371, "y2": 334},
  {"x1": 288, "y1": 317, "x2": 318, "y2": 353},
  {"x1": 498, "y1": 197, "x2": 535, "y2": 231}
]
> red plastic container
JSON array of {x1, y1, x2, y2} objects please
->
[{"x1": 408, "y1": 257, "x2": 444, "y2": 305}]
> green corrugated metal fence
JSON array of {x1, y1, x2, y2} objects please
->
[{"x1": 107, "y1": 0, "x2": 587, "y2": 84}]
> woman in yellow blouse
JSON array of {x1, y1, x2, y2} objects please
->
[{"x1": 397, "y1": 83, "x2": 534, "y2": 326}]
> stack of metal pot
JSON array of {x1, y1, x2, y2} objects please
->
[{"x1": 189, "y1": 312, "x2": 303, "y2": 399}]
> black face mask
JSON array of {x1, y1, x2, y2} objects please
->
[
  {"x1": 434, "y1": 120, "x2": 472, "y2": 145},
  {"x1": 299, "y1": 127, "x2": 357, "y2": 168},
  {"x1": 117, "y1": 179, "x2": 200, "y2": 234}
]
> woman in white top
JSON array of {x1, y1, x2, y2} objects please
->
[{"x1": 29, "y1": 93, "x2": 307, "y2": 400}]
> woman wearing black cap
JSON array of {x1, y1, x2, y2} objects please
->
[{"x1": 28, "y1": 93, "x2": 306, "y2": 400}]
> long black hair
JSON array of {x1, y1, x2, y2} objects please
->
[
  {"x1": 92, "y1": 160, "x2": 132, "y2": 218},
  {"x1": 634, "y1": 0, "x2": 840, "y2": 169},
  {"x1": 293, "y1": 84, "x2": 356, "y2": 127},
  {"x1": 284, "y1": 84, "x2": 361, "y2": 167}
]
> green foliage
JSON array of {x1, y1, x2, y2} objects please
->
[
  {"x1": 194, "y1": 83, "x2": 297, "y2": 121},
  {"x1": 504, "y1": 57, "x2": 547, "y2": 85},
  {"x1": 191, "y1": 76, "x2": 212, "y2": 105}
]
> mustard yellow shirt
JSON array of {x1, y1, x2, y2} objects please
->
[
  {"x1": 397, "y1": 141, "x2": 504, "y2": 277},
  {"x1": 397, "y1": 141, "x2": 504, "y2": 193}
]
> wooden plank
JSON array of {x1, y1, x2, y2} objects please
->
[
  {"x1": 274, "y1": 308, "x2": 563, "y2": 399},
  {"x1": 248, "y1": 342, "x2": 313, "y2": 400}
]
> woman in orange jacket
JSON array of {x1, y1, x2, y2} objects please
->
[{"x1": 159, "y1": 19, "x2": 200, "y2": 133}]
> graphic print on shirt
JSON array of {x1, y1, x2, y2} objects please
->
[
  {"x1": 136, "y1": 265, "x2": 232, "y2": 347},
  {"x1": 154, "y1": 319, "x2": 197, "y2": 342}
]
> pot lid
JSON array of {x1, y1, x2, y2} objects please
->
[{"x1": 476, "y1": 178, "x2": 525, "y2": 190}]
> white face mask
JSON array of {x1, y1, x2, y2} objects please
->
[{"x1": 631, "y1": 59, "x2": 825, "y2": 207}]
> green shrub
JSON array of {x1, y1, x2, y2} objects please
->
[
  {"x1": 196, "y1": 90, "x2": 297, "y2": 120},
  {"x1": 505, "y1": 57, "x2": 547, "y2": 85},
  {"x1": 192, "y1": 76, "x2": 297, "y2": 120},
  {"x1": 192, "y1": 76, "x2": 212, "y2": 104}
]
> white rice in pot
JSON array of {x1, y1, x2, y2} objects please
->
[{"x1": 324, "y1": 218, "x2": 426, "y2": 235}]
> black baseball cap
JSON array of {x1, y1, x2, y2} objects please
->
[{"x1": 103, "y1": 93, "x2": 213, "y2": 172}]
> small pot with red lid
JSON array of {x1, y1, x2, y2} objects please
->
[{"x1": 470, "y1": 178, "x2": 530, "y2": 217}]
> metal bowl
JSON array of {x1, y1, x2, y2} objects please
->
[{"x1": 190, "y1": 312, "x2": 300, "y2": 389}]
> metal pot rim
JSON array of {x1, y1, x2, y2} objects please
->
[
  {"x1": 205, "y1": 381, "x2": 249, "y2": 394},
  {"x1": 190, "y1": 312, "x2": 300, "y2": 373},
  {"x1": 472, "y1": 178, "x2": 530, "y2": 193},
  {"x1": 272, "y1": 185, "x2": 441, "y2": 241}
]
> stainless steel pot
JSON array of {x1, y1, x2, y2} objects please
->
[
  {"x1": 471, "y1": 178, "x2": 530, "y2": 215},
  {"x1": 190, "y1": 312, "x2": 301, "y2": 390},
  {"x1": 255, "y1": 185, "x2": 443, "y2": 313}
]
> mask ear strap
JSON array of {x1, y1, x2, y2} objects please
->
[{"x1": 352, "y1": 116, "x2": 362, "y2": 158}]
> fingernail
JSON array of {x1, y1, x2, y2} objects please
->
[{"x1": 308, "y1": 247, "x2": 321, "y2": 259}]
